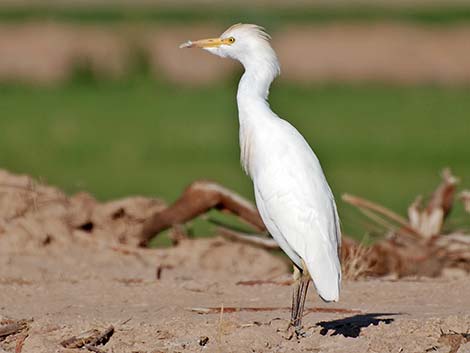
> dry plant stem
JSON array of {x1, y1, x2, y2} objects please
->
[
  {"x1": 342, "y1": 193, "x2": 419, "y2": 236},
  {"x1": 15, "y1": 334, "x2": 28, "y2": 353},
  {"x1": 341, "y1": 242, "x2": 371, "y2": 280},
  {"x1": 217, "y1": 226, "x2": 279, "y2": 249},
  {"x1": 139, "y1": 180, "x2": 266, "y2": 246},
  {"x1": 427, "y1": 168, "x2": 458, "y2": 218},
  {"x1": 236, "y1": 279, "x2": 293, "y2": 286}
]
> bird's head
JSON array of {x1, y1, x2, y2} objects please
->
[{"x1": 180, "y1": 23, "x2": 280, "y2": 76}]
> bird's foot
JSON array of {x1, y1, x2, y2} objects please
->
[
  {"x1": 295, "y1": 325, "x2": 307, "y2": 338},
  {"x1": 282, "y1": 322, "x2": 295, "y2": 340},
  {"x1": 282, "y1": 321, "x2": 306, "y2": 340}
]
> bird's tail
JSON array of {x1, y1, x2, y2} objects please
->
[{"x1": 305, "y1": 243, "x2": 341, "y2": 302}]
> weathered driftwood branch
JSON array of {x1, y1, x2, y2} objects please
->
[
  {"x1": 139, "y1": 180, "x2": 265, "y2": 246},
  {"x1": 343, "y1": 169, "x2": 469, "y2": 277},
  {"x1": 60, "y1": 326, "x2": 114, "y2": 351},
  {"x1": 0, "y1": 320, "x2": 28, "y2": 340},
  {"x1": 218, "y1": 225, "x2": 375, "y2": 279},
  {"x1": 84, "y1": 326, "x2": 114, "y2": 352},
  {"x1": 460, "y1": 190, "x2": 470, "y2": 214},
  {"x1": 408, "y1": 168, "x2": 459, "y2": 237},
  {"x1": 60, "y1": 329, "x2": 101, "y2": 349},
  {"x1": 216, "y1": 226, "x2": 279, "y2": 249},
  {"x1": 427, "y1": 168, "x2": 458, "y2": 218},
  {"x1": 136, "y1": 169, "x2": 469, "y2": 279},
  {"x1": 344, "y1": 169, "x2": 459, "y2": 239}
]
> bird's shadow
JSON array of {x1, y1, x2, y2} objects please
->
[{"x1": 316, "y1": 313, "x2": 399, "y2": 338}]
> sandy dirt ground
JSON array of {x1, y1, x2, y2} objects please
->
[
  {"x1": 1, "y1": 23, "x2": 470, "y2": 84},
  {"x1": 1, "y1": 169, "x2": 470, "y2": 353}
]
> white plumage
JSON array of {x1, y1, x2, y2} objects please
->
[{"x1": 181, "y1": 23, "x2": 341, "y2": 333}]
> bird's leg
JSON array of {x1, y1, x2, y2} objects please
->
[
  {"x1": 285, "y1": 263, "x2": 311, "y2": 338},
  {"x1": 293, "y1": 269, "x2": 310, "y2": 337},
  {"x1": 288, "y1": 260, "x2": 310, "y2": 338},
  {"x1": 290, "y1": 265, "x2": 301, "y2": 325}
]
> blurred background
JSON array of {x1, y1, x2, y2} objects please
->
[{"x1": 1, "y1": 0, "x2": 469, "y2": 240}]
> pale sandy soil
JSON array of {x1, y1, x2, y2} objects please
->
[
  {"x1": 0, "y1": 169, "x2": 469, "y2": 353},
  {"x1": 1, "y1": 239, "x2": 470, "y2": 353},
  {"x1": 1, "y1": 23, "x2": 470, "y2": 84}
]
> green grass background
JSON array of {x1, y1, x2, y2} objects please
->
[
  {"x1": 1, "y1": 2, "x2": 470, "y2": 240},
  {"x1": 1, "y1": 77, "x2": 469, "y2": 239},
  {"x1": 2, "y1": 5, "x2": 470, "y2": 25}
]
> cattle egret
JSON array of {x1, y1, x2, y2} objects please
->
[{"x1": 180, "y1": 24, "x2": 341, "y2": 337}]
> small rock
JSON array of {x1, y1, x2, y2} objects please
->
[{"x1": 198, "y1": 336, "x2": 209, "y2": 346}]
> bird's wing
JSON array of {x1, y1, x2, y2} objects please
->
[{"x1": 253, "y1": 120, "x2": 341, "y2": 301}]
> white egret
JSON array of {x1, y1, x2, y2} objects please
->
[{"x1": 180, "y1": 24, "x2": 341, "y2": 337}]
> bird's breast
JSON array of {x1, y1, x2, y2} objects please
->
[{"x1": 239, "y1": 123, "x2": 255, "y2": 176}]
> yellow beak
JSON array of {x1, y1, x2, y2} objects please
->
[{"x1": 179, "y1": 37, "x2": 230, "y2": 49}]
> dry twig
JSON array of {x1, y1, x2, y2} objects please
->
[
  {"x1": 217, "y1": 226, "x2": 279, "y2": 249},
  {"x1": 342, "y1": 193, "x2": 417, "y2": 236},
  {"x1": 60, "y1": 326, "x2": 114, "y2": 351},
  {"x1": 0, "y1": 321, "x2": 29, "y2": 340},
  {"x1": 236, "y1": 279, "x2": 293, "y2": 286},
  {"x1": 188, "y1": 306, "x2": 361, "y2": 315}
]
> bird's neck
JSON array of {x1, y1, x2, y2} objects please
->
[
  {"x1": 236, "y1": 55, "x2": 280, "y2": 124},
  {"x1": 237, "y1": 56, "x2": 279, "y2": 101},
  {"x1": 236, "y1": 57, "x2": 280, "y2": 176},
  {"x1": 237, "y1": 68, "x2": 274, "y2": 102}
]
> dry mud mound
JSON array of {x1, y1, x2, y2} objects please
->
[
  {"x1": 0, "y1": 169, "x2": 287, "y2": 278},
  {"x1": 0, "y1": 169, "x2": 469, "y2": 353}
]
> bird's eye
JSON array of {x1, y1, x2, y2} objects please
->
[{"x1": 228, "y1": 37, "x2": 235, "y2": 44}]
